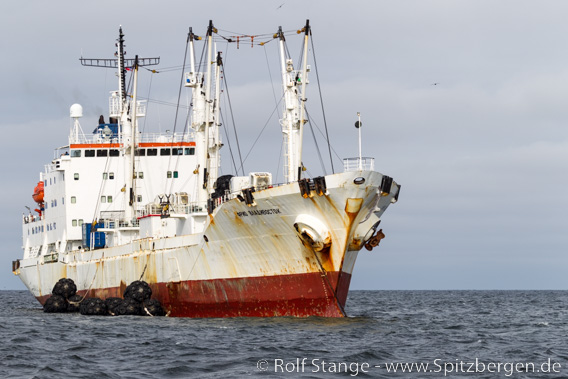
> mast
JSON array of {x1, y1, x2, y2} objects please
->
[
  {"x1": 117, "y1": 27, "x2": 127, "y2": 109},
  {"x1": 277, "y1": 23, "x2": 309, "y2": 183},
  {"x1": 79, "y1": 26, "x2": 159, "y2": 126},
  {"x1": 209, "y1": 50, "x2": 223, "y2": 191},
  {"x1": 204, "y1": 21, "x2": 214, "y2": 194},
  {"x1": 130, "y1": 56, "x2": 140, "y2": 214},
  {"x1": 296, "y1": 20, "x2": 310, "y2": 180},
  {"x1": 80, "y1": 28, "x2": 159, "y2": 223},
  {"x1": 186, "y1": 23, "x2": 213, "y2": 205},
  {"x1": 278, "y1": 27, "x2": 295, "y2": 183},
  {"x1": 121, "y1": 55, "x2": 139, "y2": 222}
]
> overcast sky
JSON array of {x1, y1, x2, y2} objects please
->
[{"x1": 1, "y1": 1, "x2": 567, "y2": 290}]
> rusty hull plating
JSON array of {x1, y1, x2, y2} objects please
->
[{"x1": 19, "y1": 170, "x2": 398, "y2": 317}]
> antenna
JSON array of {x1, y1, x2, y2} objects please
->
[
  {"x1": 70, "y1": 103, "x2": 83, "y2": 143},
  {"x1": 79, "y1": 27, "x2": 160, "y2": 107}
]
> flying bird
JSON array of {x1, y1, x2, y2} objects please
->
[
  {"x1": 431, "y1": 82, "x2": 440, "y2": 86},
  {"x1": 277, "y1": 3, "x2": 285, "y2": 9}
]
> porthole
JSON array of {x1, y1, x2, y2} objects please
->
[{"x1": 354, "y1": 177, "x2": 365, "y2": 185}]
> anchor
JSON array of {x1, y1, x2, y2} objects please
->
[{"x1": 364, "y1": 229, "x2": 385, "y2": 251}]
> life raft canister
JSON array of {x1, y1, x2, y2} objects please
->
[{"x1": 32, "y1": 181, "x2": 44, "y2": 204}]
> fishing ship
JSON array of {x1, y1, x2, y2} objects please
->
[{"x1": 13, "y1": 21, "x2": 400, "y2": 317}]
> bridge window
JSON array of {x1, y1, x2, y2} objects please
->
[
  {"x1": 97, "y1": 150, "x2": 108, "y2": 157},
  {"x1": 147, "y1": 149, "x2": 157, "y2": 156},
  {"x1": 71, "y1": 150, "x2": 81, "y2": 157},
  {"x1": 160, "y1": 148, "x2": 171, "y2": 156},
  {"x1": 71, "y1": 196, "x2": 76, "y2": 204},
  {"x1": 109, "y1": 149, "x2": 120, "y2": 157},
  {"x1": 185, "y1": 148, "x2": 195, "y2": 155},
  {"x1": 74, "y1": 173, "x2": 79, "y2": 180},
  {"x1": 85, "y1": 150, "x2": 95, "y2": 157}
]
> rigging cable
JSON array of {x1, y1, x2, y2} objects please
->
[
  {"x1": 166, "y1": 30, "x2": 191, "y2": 195},
  {"x1": 275, "y1": 138, "x2": 284, "y2": 184},
  {"x1": 214, "y1": 41, "x2": 239, "y2": 176},
  {"x1": 262, "y1": 44, "x2": 284, "y2": 183},
  {"x1": 305, "y1": 107, "x2": 344, "y2": 165},
  {"x1": 141, "y1": 72, "x2": 153, "y2": 133},
  {"x1": 310, "y1": 30, "x2": 335, "y2": 174},
  {"x1": 137, "y1": 96, "x2": 190, "y2": 109},
  {"x1": 172, "y1": 30, "x2": 192, "y2": 136},
  {"x1": 236, "y1": 96, "x2": 283, "y2": 175},
  {"x1": 263, "y1": 45, "x2": 282, "y2": 121},
  {"x1": 221, "y1": 68, "x2": 245, "y2": 176},
  {"x1": 305, "y1": 108, "x2": 327, "y2": 175},
  {"x1": 219, "y1": 105, "x2": 239, "y2": 175}
]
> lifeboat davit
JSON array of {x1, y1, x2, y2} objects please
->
[{"x1": 32, "y1": 181, "x2": 44, "y2": 204}]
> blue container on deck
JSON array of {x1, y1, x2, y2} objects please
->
[{"x1": 82, "y1": 223, "x2": 106, "y2": 249}]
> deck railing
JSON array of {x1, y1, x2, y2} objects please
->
[
  {"x1": 343, "y1": 157, "x2": 375, "y2": 172},
  {"x1": 69, "y1": 131, "x2": 194, "y2": 145}
]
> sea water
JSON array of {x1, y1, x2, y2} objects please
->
[{"x1": 1, "y1": 290, "x2": 566, "y2": 378}]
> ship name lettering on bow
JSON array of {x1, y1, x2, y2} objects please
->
[{"x1": 237, "y1": 208, "x2": 281, "y2": 217}]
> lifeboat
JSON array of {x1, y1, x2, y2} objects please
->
[{"x1": 32, "y1": 181, "x2": 44, "y2": 204}]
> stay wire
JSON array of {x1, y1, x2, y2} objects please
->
[
  {"x1": 221, "y1": 70, "x2": 244, "y2": 176},
  {"x1": 216, "y1": 41, "x2": 239, "y2": 175},
  {"x1": 236, "y1": 96, "x2": 283, "y2": 174},
  {"x1": 310, "y1": 30, "x2": 335, "y2": 174},
  {"x1": 275, "y1": 138, "x2": 283, "y2": 184},
  {"x1": 141, "y1": 72, "x2": 154, "y2": 133},
  {"x1": 263, "y1": 45, "x2": 281, "y2": 120},
  {"x1": 305, "y1": 109, "x2": 327, "y2": 176},
  {"x1": 171, "y1": 31, "x2": 191, "y2": 136},
  {"x1": 263, "y1": 43, "x2": 284, "y2": 182},
  {"x1": 305, "y1": 106, "x2": 344, "y2": 164},
  {"x1": 166, "y1": 31, "x2": 191, "y2": 195},
  {"x1": 219, "y1": 104, "x2": 239, "y2": 175}
]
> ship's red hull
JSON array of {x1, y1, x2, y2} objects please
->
[{"x1": 37, "y1": 271, "x2": 352, "y2": 317}]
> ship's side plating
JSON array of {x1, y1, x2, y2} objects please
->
[{"x1": 18, "y1": 170, "x2": 398, "y2": 317}]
